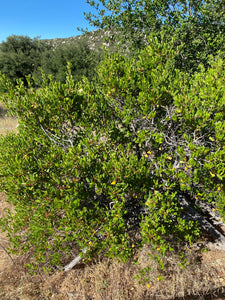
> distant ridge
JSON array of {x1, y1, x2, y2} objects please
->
[{"x1": 42, "y1": 29, "x2": 116, "y2": 52}]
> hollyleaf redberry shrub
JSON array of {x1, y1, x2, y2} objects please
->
[{"x1": 0, "y1": 34, "x2": 224, "y2": 273}]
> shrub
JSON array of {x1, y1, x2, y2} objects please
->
[{"x1": 0, "y1": 34, "x2": 224, "y2": 273}]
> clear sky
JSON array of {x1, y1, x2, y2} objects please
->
[{"x1": 0, "y1": 0, "x2": 97, "y2": 43}]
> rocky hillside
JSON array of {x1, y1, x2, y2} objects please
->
[{"x1": 43, "y1": 29, "x2": 116, "y2": 52}]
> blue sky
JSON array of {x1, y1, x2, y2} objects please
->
[{"x1": 0, "y1": 0, "x2": 97, "y2": 43}]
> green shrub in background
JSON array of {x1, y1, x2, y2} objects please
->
[
  {"x1": 0, "y1": 35, "x2": 102, "y2": 87},
  {"x1": 0, "y1": 34, "x2": 224, "y2": 274},
  {"x1": 35, "y1": 39, "x2": 102, "y2": 84},
  {"x1": 0, "y1": 35, "x2": 50, "y2": 85}
]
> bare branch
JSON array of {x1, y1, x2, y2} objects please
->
[{"x1": 64, "y1": 247, "x2": 88, "y2": 272}]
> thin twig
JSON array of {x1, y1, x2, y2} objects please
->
[{"x1": 0, "y1": 242, "x2": 15, "y2": 264}]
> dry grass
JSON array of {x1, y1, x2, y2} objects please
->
[
  {"x1": 0, "y1": 239, "x2": 225, "y2": 300},
  {"x1": 0, "y1": 102, "x2": 18, "y2": 135}
]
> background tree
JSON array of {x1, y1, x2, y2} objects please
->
[
  {"x1": 0, "y1": 35, "x2": 102, "y2": 85},
  {"x1": 38, "y1": 39, "x2": 102, "y2": 83},
  {"x1": 85, "y1": 0, "x2": 225, "y2": 71},
  {"x1": 0, "y1": 35, "x2": 50, "y2": 85}
]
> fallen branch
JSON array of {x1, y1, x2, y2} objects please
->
[{"x1": 64, "y1": 247, "x2": 88, "y2": 272}]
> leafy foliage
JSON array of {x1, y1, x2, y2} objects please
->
[
  {"x1": 0, "y1": 35, "x2": 224, "y2": 273},
  {"x1": 36, "y1": 39, "x2": 102, "y2": 83},
  {"x1": 0, "y1": 35, "x2": 49, "y2": 85},
  {"x1": 0, "y1": 35, "x2": 102, "y2": 86},
  {"x1": 85, "y1": 0, "x2": 225, "y2": 71}
]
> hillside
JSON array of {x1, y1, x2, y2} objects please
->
[{"x1": 42, "y1": 29, "x2": 117, "y2": 52}]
